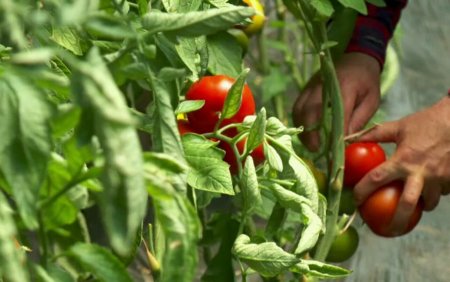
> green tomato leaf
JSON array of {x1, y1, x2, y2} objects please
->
[
  {"x1": 65, "y1": 243, "x2": 133, "y2": 282},
  {"x1": 70, "y1": 48, "x2": 147, "y2": 257},
  {"x1": 182, "y1": 134, "x2": 234, "y2": 195},
  {"x1": 207, "y1": 31, "x2": 243, "y2": 77},
  {"x1": 246, "y1": 108, "x2": 266, "y2": 153},
  {"x1": 268, "y1": 183, "x2": 312, "y2": 213},
  {"x1": 51, "y1": 27, "x2": 85, "y2": 56},
  {"x1": 294, "y1": 203, "x2": 322, "y2": 255},
  {"x1": 261, "y1": 67, "x2": 292, "y2": 103},
  {"x1": 153, "y1": 194, "x2": 200, "y2": 282},
  {"x1": 310, "y1": 0, "x2": 335, "y2": 18},
  {"x1": 175, "y1": 100, "x2": 205, "y2": 114},
  {"x1": 162, "y1": 0, "x2": 202, "y2": 12},
  {"x1": 0, "y1": 74, "x2": 53, "y2": 229},
  {"x1": 232, "y1": 234, "x2": 300, "y2": 277},
  {"x1": 290, "y1": 259, "x2": 351, "y2": 279},
  {"x1": 221, "y1": 68, "x2": 249, "y2": 120},
  {"x1": 240, "y1": 157, "x2": 262, "y2": 216},
  {"x1": 338, "y1": 0, "x2": 367, "y2": 15},
  {"x1": 266, "y1": 144, "x2": 283, "y2": 172},
  {"x1": 142, "y1": 6, "x2": 254, "y2": 36},
  {"x1": 11, "y1": 48, "x2": 55, "y2": 65},
  {"x1": 0, "y1": 193, "x2": 29, "y2": 282}
]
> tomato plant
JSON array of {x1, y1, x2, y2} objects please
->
[
  {"x1": 0, "y1": 0, "x2": 403, "y2": 281},
  {"x1": 344, "y1": 142, "x2": 386, "y2": 187},
  {"x1": 186, "y1": 75, "x2": 256, "y2": 134},
  {"x1": 358, "y1": 181, "x2": 424, "y2": 237},
  {"x1": 326, "y1": 226, "x2": 359, "y2": 263}
]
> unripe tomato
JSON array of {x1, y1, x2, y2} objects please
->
[
  {"x1": 242, "y1": 0, "x2": 265, "y2": 35},
  {"x1": 185, "y1": 75, "x2": 256, "y2": 134},
  {"x1": 326, "y1": 226, "x2": 359, "y2": 263},
  {"x1": 344, "y1": 142, "x2": 386, "y2": 187},
  {"x1": 358, "y1": 181, "x2": 424, "y2": 237}
]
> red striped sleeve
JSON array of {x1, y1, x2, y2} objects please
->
[{"x1": 345, "y1": 0, "x2": 408, "y2": 68}]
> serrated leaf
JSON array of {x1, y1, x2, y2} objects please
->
[
  {"x1": 182, "y1": 134, "x2": 234, "y2": 195},
  {"x1": 232, "y1": 234, "x2": 300, "y2": 277},
  {"x1": 175, "y1": 100, "x2": 205, "y2": 114},
  {"x1": 268, "y1": 183, "x2": 312, "y2": 213},
  {"x1": 291, "y1": 259, "x2": 351, "y2": 279},
  {"x1": 246, "y1": 108, "x2": 266, "y2": 153},
  {"x1": 207, "y1": 31, "x2": 243, "y2": 77},
  {"x1": 66, "y1": 243, "x2": 133, "y2": 282},
  {"x1": 70, "y1": 48, "x2": 147, "y2": 257},
  {"x1": 174, "y1": 37, "x2": 200, "y2": 80},
  {"x1": 0, "y1": 75, "x2": 53, "y2": 229},
  {"x1": 142, "y1": 6, "x2": 254, "y2": 36},
  {"x1": 338, "y1": 0, "x2": 367, "y2": 15},
  {"x1": 221, "y1": 68, "x2": 249, "y2": 119},
  {"x1": 240, "y1": 157, "x2": 261, "y2": 216}
]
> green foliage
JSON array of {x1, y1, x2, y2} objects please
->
[{"x1": 0, "y1": 0, "x2": 378, "y2": 280}]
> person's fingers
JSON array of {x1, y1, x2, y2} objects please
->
[
  {"x1": 421, "y1": 182, "x2": 441, "y2": 211},
  {"x1": 342, "y1": 87, "x2": 357, "y2": 135},
  {"x1": 348, "y1": 89, "x2": 380, "y2": 134},
  {"x1": 353, "y1": 160, "x2": 405, "y2": 205},
  {"x1": 293, "y1": 87, "x2": 323, "y2": 151},
  {"x1": 388, "y1": 174, "x2": 424, "y2": 235},
  {"x1": 356, "y1": 121, "x2": 400, "y2": 143}
]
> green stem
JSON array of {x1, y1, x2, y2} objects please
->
[{"x1": 37, "y1": 212, "x2": 49, "y2": 268}]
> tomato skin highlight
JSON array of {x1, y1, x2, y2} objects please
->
[
  {"x1": 185, "y1": 75, "x2": 256, "y2": 134},
  {"x1": 344, "y1": 142, "x2": 386, "y2": 187},
  {"x1": 358, "y1": 181, "x2": 424, "y2": 237},
  {"x1": 326, "y1": 226, "x2": 359, "y2": 263}
]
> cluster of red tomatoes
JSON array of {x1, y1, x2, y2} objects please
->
[
  {"x1": 343, "y1": 142, "x2": 424, "y2": 237},
  {"x1": 178, "y1": 75, "x2": 264, "y2": 173}
]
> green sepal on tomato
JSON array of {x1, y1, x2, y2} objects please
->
[{"x1": 359, "y1": 181, "x2": 424, "y2": 237}]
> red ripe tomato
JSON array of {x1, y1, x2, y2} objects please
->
[
  {"x1": 219, "y1": 139, "x2": 264, "y2": 174},
  {"x1": 177, "y1": 120, "x2": 194, "y2": 135},
  {"x1": 185, "y1": 75, "x2": 256, "y2": 134},
  {"x1": 358, "y1": 181, "x2": 424, "y2": 237},
  {"x1": 344, "y1": 142, "x2": 386, "y2": 187}
]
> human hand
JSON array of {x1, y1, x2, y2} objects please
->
[
  {"x1": 353, "y1": 96, "x2": 450, "y2": 235},
  {"x1": 292, "y1": 52, "x2": 381, "y2": 151}
]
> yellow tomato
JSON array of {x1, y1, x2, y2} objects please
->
[{"x1": 242, "y1": 0, "x2": 265, "y2": 35}]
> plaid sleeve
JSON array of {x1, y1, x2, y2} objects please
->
[{"x1": 345, "y1": 0, "x2": 408, "y2": 67}]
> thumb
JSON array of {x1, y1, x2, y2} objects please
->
[{"x1": 357, "y1": 121, "x2": 399, "y2": 143}]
